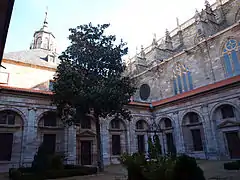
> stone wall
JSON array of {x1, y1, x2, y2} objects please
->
[
  {"x1": 132, "y1": 20, "x2": 240, "y2": 103},
  {"x1": 0, "y1": 91, "x2": 75, "y2": 172},
  {"x1": 0, "y1": 61, "x2": 55, "y2": 89}
]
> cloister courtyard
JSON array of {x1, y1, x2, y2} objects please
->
[{"x1": 0, "y1": 160, "x2": 229, "y2": 180}]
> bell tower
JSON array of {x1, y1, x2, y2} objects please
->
[{"x1": 30, "y1": 8, "x2": 56, "y2": 52}]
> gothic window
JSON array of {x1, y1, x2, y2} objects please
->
[
  {"x1": 173, "y1": 79, "x2": 178, "y2": 95},
  {"x1": 43, "y1": 112, "x2": 57, "y2": 127},
  {"x1": 137, "y1": 135, "x2": 145, "y2": 153},
  {"x1": 191, "y1": 129, "x2": 203, "y2": 151},
  {"x1": 173, "y1": 62, "x2": 193, "y2": 95},
  {"x1": 136, "y1": 120, "x2": 144, "y2": 130},
  {"x1": 222, "y1": 39, "x2": 240, "y2": 77},
  {"x1": 81, "y1": 117, "x2": 91, "y2": 129},
  {"x1": 43, "y1": 134, "x2": 56, "y2": 154},
  {"x1": 0, "y1": 133, "x2": 13, "y2": 161},
  {"x1": 0, "y1": 110, "x2": 16, "y2": 125},
  {"x1": 220, "y1": 105, "x2": 235, "y2": 119},
  {"x1": 111, "y1": 119, "x2": 120, "y2": 129},
  {"x1": 112, "y1": 135, "x2": 121, "y2": 155}
]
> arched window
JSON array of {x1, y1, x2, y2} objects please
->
[
  {"x1": 163, "y1": 118, "x2": 172, "y2": 128},
  {"x1": 182, "y1": 112, "x2": 203, "y2": 152},
  {"x1": 111, "y1": 118, "x2": 120, "y2": 129},
  {"x1": 173, "y1": 62, "x2": 193, "y2": 95},
  {"x1": 0, "y1": 110, "x2": 16, "y2": 125},
  {"x1": 222, "y1": 39, "x2": 240, "y2": 77},
  {"x1": 43, "y1": 37, "x2": 49, "y2": 50},
  {"x1": 36, "y1": 37, "x2": 42, "y2": 48},
  {"x1": 43, "y1": 112, "x2": 57, "y2": 127},
  {"x1": 220, "y1": 104, "x2": 235, "y2": 119},
  {"x1": 188, "y1": 112, "x2": 199, "y2": 124},
  {"x1": 136, "y1": 120, "x2": 145, "y2": 130}
]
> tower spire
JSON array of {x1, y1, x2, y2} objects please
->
[
  {"x1": 43, "y1": 6, "x2": 48, "y2": 29},
  {"x1": 176, "y1": 17, "x2": 181, "y2": 31},
  {"x1": 152, "y1": 33, "x2": 158, "y2": 48}
]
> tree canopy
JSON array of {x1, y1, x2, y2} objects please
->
[
  {"x1": 53, "y1": 23, "x2": 136, "y2": 120},
  {"x1": 52, "y1": 23, "x2": 137, "y2": 170}
]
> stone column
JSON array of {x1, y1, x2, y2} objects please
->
[
  {"x1": 145, "y1": 134, "x2": 148, "y2": 156},
  {"x1": 23, "y1": 107, "x2": 38, "y2": 166},
  {"x1": 172, "y1": 111, "x2": 184, "y2": 154},
  {"x1": 128, "y1": 120, "x2": 136, "y2": 154},
  {"x1": 101, "y1": 120, "x2": 110, "y2": 166},
  {"x1": 126, "y1": 121, "x2": 131, "y2": 154},
  {"x1": 65, "y1": 126, "x2": 76, "y2": 164},
  {"x1": 201, "y1": 104, "x2": 218, "y2": 159}
]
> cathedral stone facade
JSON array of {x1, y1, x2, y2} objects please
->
[{"x1": 0, "y1": 0, "x2": 240, "y2": 173}]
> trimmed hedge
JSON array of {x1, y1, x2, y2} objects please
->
[
  {"x1": 120, "y1": 154, "x2": 206, "y2": 180},
  {"x1": 224, "y1": 161, "x2": 240, "y2": 170},
  {"x1": 9, "y1": 166, "x2": 98, "y2": 180}
]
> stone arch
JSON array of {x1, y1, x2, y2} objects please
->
[
  {"x1": 0, "y1": 107, "x2": 26, "y2": 126},
  {"x1": 158, "y1": 116, "x2": 176, "y2": 155},
  {"x1": 135, "y1": 119, "x2": 148, "y2": 154},
  {"x1": 210, "y1": 101, "x2": 240, "y2": 121},
  {"x1": 109, "y1": 117, "x2": 128, "y2": 163},
  {"x1": 210, "y1": 101, "x2": 240, "y2": 159},
  {"x1": 0, "y1": 107, "x2": 25, "y2": 164},
  {"x1": 37, "y1": 110, "x2": 64, "y2": 155},
  {"x1": 181, "y1": 110, "x2": 205, "y2": 154}
]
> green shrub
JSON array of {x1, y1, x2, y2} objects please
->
[
  {"x1": 119, "y1": 153, "x2": 147, "y2": 180},
  {"x1": 31, "y1": 143, "x2": 52, "y2": 173},
  {"x1": 120, "y1": 153, "x2": 205, "y2": 180},
  {"x1": 9, "y1": 168, "x2": 15, "y2": 179},
  {"x1": 49, "y1": 155, "x2": 64, "y2": 170},
  {"x1": 153, "y1": 135, "x2": 162, "y2": 156},
  {"x1": 11, "y1": 169, "x2": 22, "y2": 180},
  {"x1": 236, "y1": 160, "x2": 240, "y2": 166},
  {"x1": 173, "y1": 155, "x2": 205, "y2": 180},
  {"x1": 224, "y1": 161, "x2": 240, "y2": 170},
  {"x1": 18, "y1": 167, "x2": 34, "y2": 173}
]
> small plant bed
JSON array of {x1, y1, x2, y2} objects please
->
[
  {"x1": 119, "y1": 137, "x2": 206, "y2": 180},
  {"x1": 223, "y1": 160, "x2": 240, "y2": 170},
  {"x1": 9, "y1": 143, "x2": 97, "y2": 180}
]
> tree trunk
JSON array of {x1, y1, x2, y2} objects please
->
[{"x1": 95, "y1": 115, "x2": 104, "y2": 172}]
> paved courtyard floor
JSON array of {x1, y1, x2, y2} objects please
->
[
  {"x1": 53, "y1": 160, "x2": 240, "y2": 180},
  {"x1": 1, "y1": 160, "x2": 239, "y2": 180}
]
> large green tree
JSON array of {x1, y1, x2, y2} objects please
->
[{"x1": 52, "y1": 23, "x2": 136, "y2": 171}]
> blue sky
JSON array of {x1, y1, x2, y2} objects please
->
[{"x1": 4, "y1": 0, "x2": 215, "y2": 57}]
